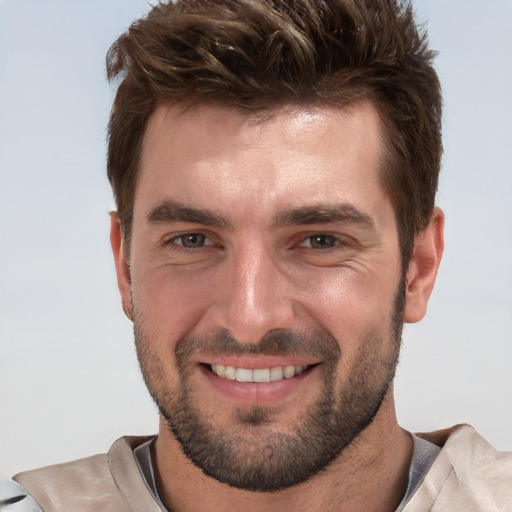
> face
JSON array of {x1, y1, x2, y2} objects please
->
[{"x1": 119, "y1": 102, "x2": 406, "y2": 491}]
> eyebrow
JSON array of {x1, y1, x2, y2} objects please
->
[
  {"x1": 146, "y1": 200, "x2": 233, "y2": 229},
  {"x1": 273, "y1": 204, "x2": 376, "y2": 231},
  {"x1": 146, "y1": 199, "x2": 376, "y2": 232}
]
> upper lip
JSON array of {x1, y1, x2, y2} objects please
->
[{"x1": 200, "y1": 357, "x2": 320, "y2": 370}]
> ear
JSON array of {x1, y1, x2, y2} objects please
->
[
  {"x1": 403, "y1": 207, "x2": 444, "y2": 324},
  {"x1": 110, "y1": 212, "x2": 133, "y2": 321}
]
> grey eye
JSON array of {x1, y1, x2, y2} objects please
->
[
  {"x1": 176, "y1": 234, "x2": 207, "y2": 248},
  {"x1": 307, "y1": 234, "x2": 337, "y2": 249}
]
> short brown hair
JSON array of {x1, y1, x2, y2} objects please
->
[{"x1": 106, "y1": 0, "x2": 442, "y2": 268}]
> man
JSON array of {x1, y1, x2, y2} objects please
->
[{"x1": 1, "y1": 0, "x2": 510, "y2": 510}]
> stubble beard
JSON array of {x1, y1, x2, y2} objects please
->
[{"x1": 134, "y1": 281, "x2": 404, "y2": 492}]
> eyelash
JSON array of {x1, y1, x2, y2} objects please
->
[
  {"x1": 164, "y1": 232, "x2": 352, "y2": 251},
  {"x1": 167, "y1": 233, "x2": 214, "y2": 249},
  {"x1": 299, "y1": 234, "x2": 343, "y2": 249}
]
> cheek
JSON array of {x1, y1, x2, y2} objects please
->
[
  {"x1": 302, "y1": 272, "x2": 401, "y2": 390},
  {"x1": 131, "y1": 263, "x2": 220, "y2": 338},
  {"x1": 295, "y1": 265, "x2": 400, "y2": 336}
]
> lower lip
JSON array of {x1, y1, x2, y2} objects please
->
[{"x1": 198, "y1": 364, "x2": 316, "y2": 405}]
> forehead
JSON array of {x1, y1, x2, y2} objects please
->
[{"x1": 136, "y1": 101, "x2": 389, "y2": 222}]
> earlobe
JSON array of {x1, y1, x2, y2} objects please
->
[
  {"x1": 110, "y1": 212, "x2": 133, "y2": 321},
  {"x1": 403, "y1": 207, "x2": 444, "y2": 324}
]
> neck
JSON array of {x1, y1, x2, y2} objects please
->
[{"x1": 152, "y1": 391, "x2": 413, "y2": 512}]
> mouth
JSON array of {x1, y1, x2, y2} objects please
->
[
  {"x1": 204, "y1": 363, "x2": 316, "y2": 383},
  {"x1": 197, "y1": 360, "x2": 321, "y2": 405}
]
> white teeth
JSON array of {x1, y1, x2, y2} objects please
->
[
  {"x1": 225, "y1": 366, "x2": 236, "y2": 380},
  {"x1": 283, "y1": 365, "x2": 295, "y2": 379},
  {"x1": 235, "y1": 368, "x2": 253, "y2": 382},
  {"x1": 270, "y1": 367, "x2": 283, "y2": 381},
  {"x1": 210, "y1": 364, "x2": 308, "y2": 382},
  {"x1": 253, "y1": 368, "x2": 270, "y2": 383}
]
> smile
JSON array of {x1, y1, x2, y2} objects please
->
[{"x1": 209, "y1": 364, "x2": 308, "y2": 383}]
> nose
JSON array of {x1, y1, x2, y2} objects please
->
[{"x1": 207, "y1": 242, "x2": 295, "y2": 344}]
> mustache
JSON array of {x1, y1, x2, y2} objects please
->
[{"x1": 175, "y1": 328, "x2": 341, "y2": 365}]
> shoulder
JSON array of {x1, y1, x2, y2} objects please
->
[
  {"x1": 10, "y1": 435, "x2": 157, "y2": 512},
  {"x1": 407, "y1": 424, "x2": 512, "y2": 511}
]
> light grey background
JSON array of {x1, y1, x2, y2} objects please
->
[{"x1": 1, "y1": 0, "x2": 511, "y2": 479}]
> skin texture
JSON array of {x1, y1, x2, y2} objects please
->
[{"x1": 111, "y1": 102, "x2": 444, "y2": 512}]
